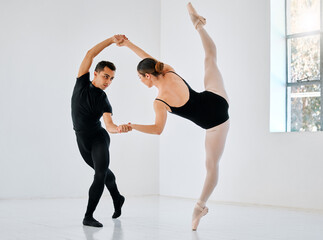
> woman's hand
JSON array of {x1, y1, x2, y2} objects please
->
[{"x1": 113, "y1": 34, "x2": 128, "y2": 46}]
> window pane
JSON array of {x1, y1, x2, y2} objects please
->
[
  {"x1": 288, "y1": 84, "x2": 321, "y2": 131},
  {"x1": 287, "y1": 0, "x2": 320, "y2": 35},
  {"x1": 287, "y1": 35, "x2": 320, "y2": 83}
]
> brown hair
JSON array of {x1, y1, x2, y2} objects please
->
[{"x1": 137, "y1": 58, "x2": 164, "y2": 77}]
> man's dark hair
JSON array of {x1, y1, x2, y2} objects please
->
[{"x1": 94, "y1": 61, "x2": 116, "y2": 73}]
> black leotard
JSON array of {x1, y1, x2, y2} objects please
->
[{"x1": 155, "y1": 71, "x2": 229, "y2": 129}]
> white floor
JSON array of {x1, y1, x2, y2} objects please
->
[{"x1": 0, "y1": 196, "x2": 323, "y2": 240}]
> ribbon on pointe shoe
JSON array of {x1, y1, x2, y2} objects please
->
[
  {"x1": 192, "y1": 203, "x2": 209, "y2": 231},
  {"x1": 187, "y1": 2, "x2": 206, "y2": 30}
]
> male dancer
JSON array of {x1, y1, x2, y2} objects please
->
[{"x1": 71, "y1": 35, "x2": 130, "y2": 227}]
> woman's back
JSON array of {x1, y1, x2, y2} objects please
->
[
  {"x1": 156, "y1": 71, "x2": 229, "y2": 129},
  {"x1": 156, "y1": 71, "x2": 190, "y2": 111}
]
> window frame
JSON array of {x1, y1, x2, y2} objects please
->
[{"x1": 284, "y1": 0, "x2": 323, "y2": 131}]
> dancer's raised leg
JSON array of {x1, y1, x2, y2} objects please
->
[{"x1": 187, "y1": 2, "x2": 229, "y2": 102}]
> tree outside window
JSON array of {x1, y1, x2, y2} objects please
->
[{"x1": 286, "y1": 0, "x2": 321, "y2": 131}]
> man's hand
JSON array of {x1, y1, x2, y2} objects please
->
[{"x1": 117, "y1": 124, "x2": 132, "y2": 133}]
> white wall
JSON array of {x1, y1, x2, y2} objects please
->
[
  {"x1": 160, "y1": 0, "x2": 323, "y2": 210},
  {"x1": 1, "y1": 0, "x2": 322, "y2": 211},
  {"x1": 0, "y1": 0, "x2": 160, "y2": 199}
]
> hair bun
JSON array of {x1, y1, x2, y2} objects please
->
[{"x1": 155, "y1": 61, "x2": 164, "y2": 73}]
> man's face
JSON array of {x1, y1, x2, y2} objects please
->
[{"x1": 94, "y1": 67, "x2": 115, "y2": 90}]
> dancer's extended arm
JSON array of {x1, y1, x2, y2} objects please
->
[
  {"x1": 115, "y1": 35, "x2": 175, "y2": 73},
  {"x1": 123, "y1": 40, "x2": 153, "y2": 59},
  {"x1": 78, "y1": 37, "x2": 118, "y2": 78},
  {"x1": 130, "y1": 101, "x2": 167, "y2": 135},
  {"x1": 103, "y1": 113, "x2": 132, "y2": 134}
]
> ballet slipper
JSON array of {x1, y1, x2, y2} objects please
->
[
  {"x1": 187, "y1": 2, "x2": 206, "y2": 30},
  {"x1": 83, "y1": 216, "x2": 103, "y2": 227},
  {"x1": 112, "y1": 195, "x2": 125, "y2": 219},
  {"x1": 192, "y1": 202, "x2": 208, "y2": 231}
]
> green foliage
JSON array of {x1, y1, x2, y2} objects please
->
[{"x1": 287, "y1": 0, "x2": 321, "y2": 132}]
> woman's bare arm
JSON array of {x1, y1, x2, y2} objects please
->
[{"x1": 129, "y1": 101, "x2": 167, "y2": 135}]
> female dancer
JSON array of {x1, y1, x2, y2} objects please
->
[{"x1": 117, "y1": 2, "x2": 229, "y2": 230}]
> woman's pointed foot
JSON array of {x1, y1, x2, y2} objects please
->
[
  {"x1": 192, "y1": 202, "x2": 208, "y2": 231},
  {"x1": 187, "y1": 2, "x2": 206, "y2": 30}
]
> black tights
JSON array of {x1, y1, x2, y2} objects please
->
[{"x1": 76, "y1": 128, "x2": 121, "y2": 218}]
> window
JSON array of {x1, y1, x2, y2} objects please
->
[{"x1": 286, "y1": 0, "x2": 321, "y2": 132}]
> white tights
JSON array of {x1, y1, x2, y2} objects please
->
[
  {"x1": 195, "y1": 17, "x2": 230, "y2": 208},
  {"x1": 188, "y1": 3, "x2": 230, "y2": 229}
]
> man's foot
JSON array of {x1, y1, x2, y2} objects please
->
[
  {"x1": 83, "y1": 216, "x2": 103, "y2": 228},
  {"x1": 112, "y1": 195, "x2": 125, "y2": 219},
  {"x1": 187, "y1": 2, "x2": 206, "y2": 30}
]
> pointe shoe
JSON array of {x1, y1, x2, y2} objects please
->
[
  {"x1": 187, "y1": 2, "x2": 206, "y2": 30},
  {"x1": 192, "y1": 203, "x2": 208, "y2": 231}
]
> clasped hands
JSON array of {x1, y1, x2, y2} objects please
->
[
  {"x1": 117, "y1": 123, "x2": 132, "y2": 134},
  {"x1": 113, "y1": 34, "x2": 128, "y2": 46}
]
